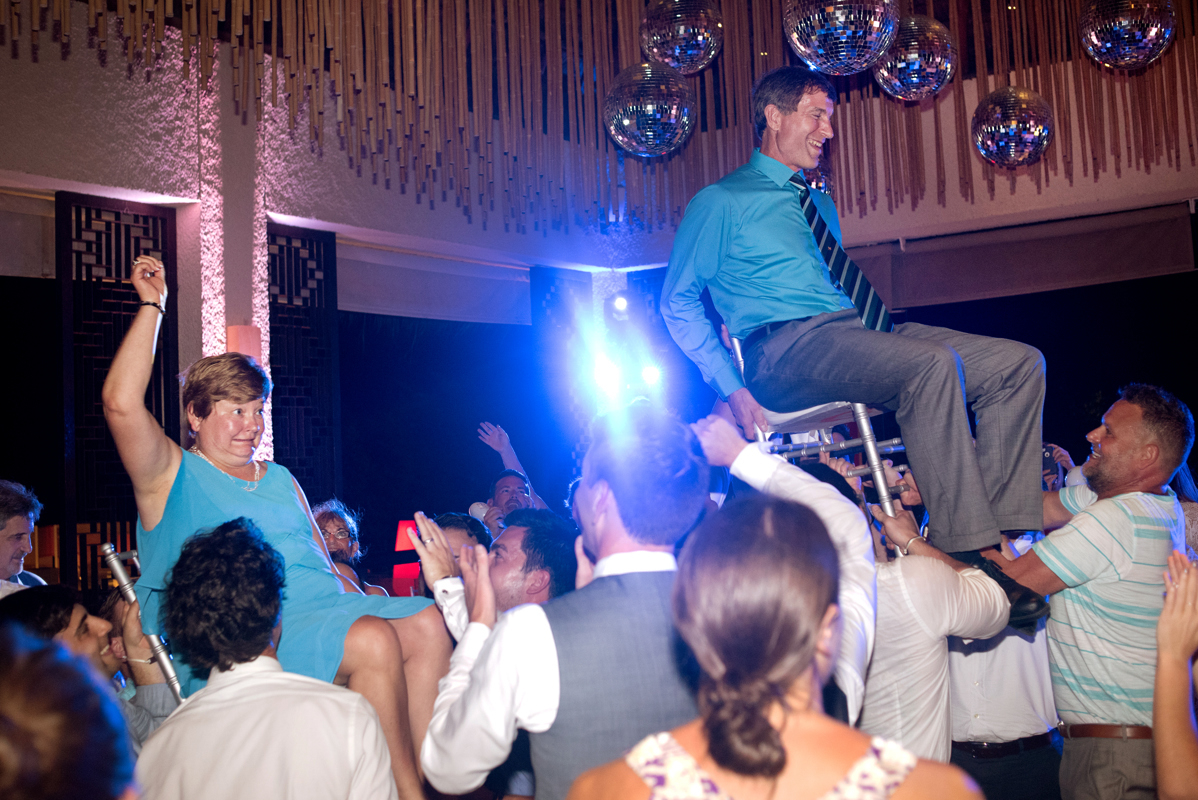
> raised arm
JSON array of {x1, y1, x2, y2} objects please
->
[
  {"x1": 1155, "y1": 551, "x2": 1198, "y2": 800},
  {"x1": 478, "y1": 422, "x2": 548, "y2": 509},
  {"x1": 101, "y1": 256, "x2": 181, "y2": 529}
]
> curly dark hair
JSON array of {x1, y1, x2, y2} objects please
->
[
  {"x1": 0, "y1": 585, "x2": 78, "y2": 640},
  {"x1": 0, "y1": 623, "x2": 134, "y2": 800},
  {"x1": 1119, "y1": 383, "x2": 1195, "y2": 476},
  {"x1": 0, "y1": 480, "x2": 42, "y2": 528},
  {"x1": 674, "y1": 495, "x2": 839, "y2": 778},
  {"x1": 164, "y1": 517, "x2": 286, "y2": 677},
  {"x1": 502, "y1": 509, "x2": 578, "y2": 600}
]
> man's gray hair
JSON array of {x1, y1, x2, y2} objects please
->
[{"x1": 0, "y1": 481, "x2": 42, "y2": 528}]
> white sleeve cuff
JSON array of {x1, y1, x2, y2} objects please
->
[
  {"x1": 729, "y1": 442, "x2": 784, "y2": 490},
  {"x1": 433, "y1": 577, "x2": 469, "y2": 642}
]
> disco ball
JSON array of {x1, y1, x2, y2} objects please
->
[
  {"x1": 640, "y1": 0, "x2": 724, "y2": 76},
  {"x1": 971, "y1": 87, "x2": 1055, "y2": 169},
  {"x1": 603, "y1": 63, "x2": 697, "y2": 157},
  {"x1": 872, "y1": 15, "x2": 956, "y2": 101},
  {"x1": 783, "y1": 0, "x2": 899, "y2": 76},
  {"x1": 1079, "y1": 0, "x2": 1175, "y2": 70}
]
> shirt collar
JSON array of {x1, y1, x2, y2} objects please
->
[
  {"x1": 749, "y1": 148, "x2": 803, "y2": 188},
  {"x1": 206, "y1": 654, "x2": 283, "y2": 688},
  {"x1": 592, "y1": 550, "x2": 677, "y2": 579}
]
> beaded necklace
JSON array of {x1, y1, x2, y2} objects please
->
[{"x1": 188, "y1": 446, "x2": 261, "y2": 492}]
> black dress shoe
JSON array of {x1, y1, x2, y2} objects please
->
[{"x1": 947, "y1": 549, "x2": 1050, "y2": 637}]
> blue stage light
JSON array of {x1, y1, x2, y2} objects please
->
[
  {"x1": 613, "y1": 295, "x2": 629, "y2": 312},
  {"x1": 594, "y1": 354, "x2": 622, "y2": 397},
  {"x1": 641, "y1": 365, "x2": 661, "y2": 385}
]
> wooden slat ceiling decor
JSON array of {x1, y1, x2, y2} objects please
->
[{"x1": 4, "y1": 0, "x2": 1196, "y2": 232}]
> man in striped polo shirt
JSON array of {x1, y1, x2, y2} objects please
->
[{"x1": 986, "y1": 383, "x2": 1193, "y2": 800}]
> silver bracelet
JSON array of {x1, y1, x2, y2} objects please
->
[
  {"x1": 126, "y1": 657, "x2": 155, "y2": 664},
  {"x1": 899, "y1": 535, "x2": 923, "y2": 556}
]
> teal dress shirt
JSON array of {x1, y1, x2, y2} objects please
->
[{"x1": 661, "y1": 149, "x2": 853, "y2": 400}]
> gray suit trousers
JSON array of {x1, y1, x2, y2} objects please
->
[{"x1": 745, "y1": 309, "x2": 1045, "y2": 551}]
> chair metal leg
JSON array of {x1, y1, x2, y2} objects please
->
[
  {"x1": 852, "y1": 403, "x2": 895, "y2": 518},
  {"x1": 729, "y1": 337, "x2": 766, "y2": 442}
]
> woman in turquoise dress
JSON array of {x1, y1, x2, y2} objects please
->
[{"x1": 103, "y1": 255, "x2": 449, "y2": 800}]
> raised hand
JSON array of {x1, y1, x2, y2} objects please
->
[
  {"x1": 482, "y1": 504, "x2": 505, "y2": 538},
  {"x1": 460, "y1": 543, "x2": 497, "y2": 628},
  {"x1": 478, "y1": 422, "x2": 511, "y2": 454},
  {"x1": 691, "y1": 415, "x2": 750, "y2": 468},
  {"x1": 868, "y1": 504, "x2": 921, "y2": 553},
  {"x1": 410, "y1": 511, "x2": 460, "y2": 587},
  {"x1": 1158, "y1": 550, "x2": 1198, "y2": 666},
  {"x1": 821, "y1": 452, "x2": 863, "y2": 497},
  {"x1": 130, "y1": 255, "x2": 167, "y2": 306},
  {"x1": 1045, "y1": 443, "x2": 1075, "y2": 470}
]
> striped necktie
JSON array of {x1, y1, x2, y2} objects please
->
[{"x1": 788, "y1": 174, "x2": 892, "y2": 333}]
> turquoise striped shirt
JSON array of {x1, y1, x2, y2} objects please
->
[
  {"x1": 1033, "y1": 485, "x2": 1184, "y2": 724},
  {"x1": 661, "y1": 150, "x2": 853, "y2": 400}
]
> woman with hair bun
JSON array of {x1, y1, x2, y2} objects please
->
[{"x1": 567, "y1": 495, "x2": 980, "y2": 800}]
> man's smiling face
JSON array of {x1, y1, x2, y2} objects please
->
[
  {"x1": 0, "y1": 514, "x2": 34, "y2": 581},
  {"x1": 762, "y1": 89, "x2": 835, "y2": 172}
]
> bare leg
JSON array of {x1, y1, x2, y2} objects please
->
[
  {"x1": 337, "y1": 616, "x2": 424, "y2": 800},
  {"x1": 388, "y1": 604, "x2": 452, "y2": 754}
]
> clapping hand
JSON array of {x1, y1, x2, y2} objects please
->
[
  {"x1": 409, "y1": 512, "x2": 460, "y2": 588},
  {"x1": 460, "y1": 543, "x2": 497, "y2": 629},
  {"x1": 1158, "y1": 550, "x2": 1198, "y2": 666}
]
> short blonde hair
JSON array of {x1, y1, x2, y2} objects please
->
[{"x1": 180, "y1": 353, "x2": 272, "y2": 422}]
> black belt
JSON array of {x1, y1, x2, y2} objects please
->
[
  {"x1": 951, "y1": 731, "x2": 1055, "y2": 759},
  {"x1": 743, "y1": 317, "x2": 812, "y2": 351}
]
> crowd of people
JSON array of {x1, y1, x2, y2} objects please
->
[{"x1": 3, "y1": 64, "x2": 1198, "y2": 800}]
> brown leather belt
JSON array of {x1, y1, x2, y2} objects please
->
[
  {"x1": 1059, "y1": 724, "x2": 1153, "y2": 740},
  {"x1": 952, "y1": 731, "x2": 1055, "y2": 759}
]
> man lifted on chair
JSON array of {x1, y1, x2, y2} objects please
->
[{"x1": 662, "y1": 65, "x2": 1047, "y2": 592}]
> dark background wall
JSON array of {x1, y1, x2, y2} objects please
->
[
  {"x1": 905, "y1": 269, "x2": 1198, "y2": 470},
  {"x1": 336, "y1": 312, "x2": 561, "y2": 577},
  {"x1": 3, "y1": 267, "x2": 1195, "y2": 584}
]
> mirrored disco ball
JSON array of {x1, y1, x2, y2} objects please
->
[
  {"x1": 784, "y1": 0, "x2": 899, "y2": 76},
  {"x1": 971, "y1": 87, "x2": 1055, "y2": 168},
  {"x1": 1079, "y1": 0, "x2": 1175, "y2": 70},
  {"x1": 872, "y1": 15, "x2": 956, "y2": 101},
  {"x1": 604, "y1": 63, "x2": 697, "y2": 157},
  {"x1": 640, "y1": 0, "x2": 724, "y2": 76}
]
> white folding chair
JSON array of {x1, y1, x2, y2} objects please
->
[{"x1": 729, "y1": 338, "x2": 903, "y2": 517}]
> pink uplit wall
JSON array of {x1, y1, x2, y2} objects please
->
[{"x1": 198, "y1": 49, "x2": 227, "y2": 359}]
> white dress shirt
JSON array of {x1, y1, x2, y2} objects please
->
[
  {"x1": 432, "y1": 577, "x2": 470, "y2": 642},
  {"x1": 420, "y1": 550, "x2": 678, "y2": 795},
  {"x1": 729, "y1": 443, "x2": 877, "y2": 725},
  {"x1": 859, "y1": 556, "x2": 1009, "y2": 762},
  {"x1": 136, "y1": 656, "x2": 396, "y2": 800},
  {"x1": 948, "y1": 535, "x2": 1058, "y2": 744}
]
